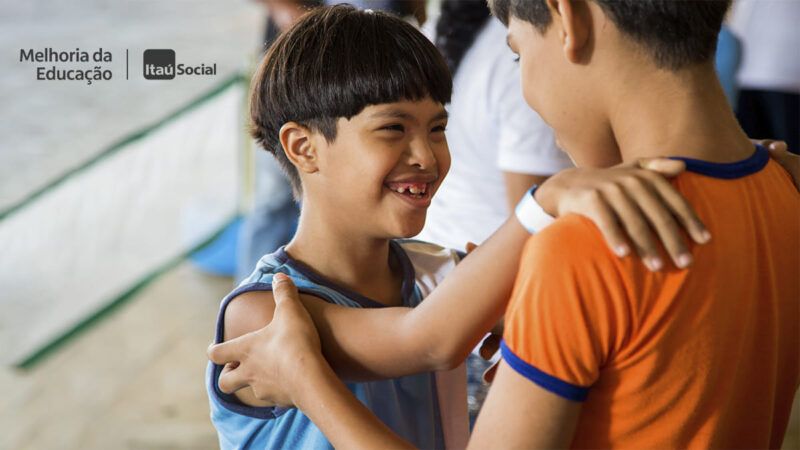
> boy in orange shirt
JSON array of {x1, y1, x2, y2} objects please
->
[
  {"x1": 483, "y1": 0, "x2": 799, "y2": 445},
  {"x1": 210, "y1": 1, "x2": 800, "y2": 448}
]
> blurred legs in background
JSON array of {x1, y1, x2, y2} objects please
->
[{"x1": 236, "y1": 151, "x2": 299, "y2": 283}]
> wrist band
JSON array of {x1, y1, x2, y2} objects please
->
[{"x1": 514, "y1": 185, "x2": 555, "y2": 234}]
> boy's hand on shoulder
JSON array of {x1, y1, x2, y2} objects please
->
[
  {"x1": 208, "y1": 274, "x2": 325, "y2": 407},
  {"x1": 756, "y1": 139, "x2": 799, "y2": 189},
  {"x1": 535, "y1": 159, "x2": 711, "y2": 271}
]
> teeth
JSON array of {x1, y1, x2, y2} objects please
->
[{"x1": 388, "y1": 183, "x2": 428, "y2": 195}]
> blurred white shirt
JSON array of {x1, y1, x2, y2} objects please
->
[
  {"x1": 417, "y1": 19, "x2": 573, "y2": 250},
  {"x1": 729, "y1": 0, "x2": 800, "y2": 93}
]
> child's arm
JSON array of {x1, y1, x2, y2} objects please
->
[
  {"x1": 214, "y1": 162, "x2": 711, "y2": 406},
  {"x1": 220, "y1": 217, "x2": 526, "y2": 406},
  {"x1": 212, "y1": 274, "x2": 415, "y2": 449},
  {"x1": 292, "y1": 356, "x2": 414, "y2": 450}
]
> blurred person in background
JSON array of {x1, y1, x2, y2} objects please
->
[
  {"x1": 237, "y1": 0, "x2": 321, "y2": 283},
  {"x1": 714, "y1": 24, "x2": 742, "y2": 106},
  {"x1": 730, "y1": 0, "x2": 799, "y2": 153},
  {"x1": 420, "y1": 0, "x2": 572, "y2": 250}
]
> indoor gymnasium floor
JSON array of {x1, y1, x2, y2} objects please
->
[{"x1": 0, "y1": 263, "x2": 231, "y2": 450}]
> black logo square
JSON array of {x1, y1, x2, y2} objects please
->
[{"x1": 143, "y1": 49, "x2": 175, "y2": 80}]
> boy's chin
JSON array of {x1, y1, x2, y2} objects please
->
[{"x1": 387, "y1": 218, "x2": 426, "y2": 239}]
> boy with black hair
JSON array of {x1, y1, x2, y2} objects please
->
[
  {"x1": 209, "y1": 1, "x2": 799, "y2": 449},
  {"x1": 483, "y1": 1, "x2": 799, "y2": 446},
  {"x1": 209, "y1": 7, "x2": 466, "y2": 448}
]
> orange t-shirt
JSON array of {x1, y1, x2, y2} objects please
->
[{"x1": 503, "y1": 147, "x2": 800, "y2": 449}]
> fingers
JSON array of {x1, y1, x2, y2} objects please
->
[
  {"x1": 218, "y1": 362, "x2": 249, "y2": 394},
  {"x1": 208, "y1": 340, "x2": 239, "y2": 366},
  {"x1": 767, "y1": 141, "x2": 788, "y2": 153},
  {"x1": 767, "y1": 142, "x2": 789, "y2": 161},
  {"x1": 637, "y1": 158, "x2": 686, "y2": 177},
  {"x1": 767, "y1": 142, "x2": 800, "y2": 189},
  {"x1": 637, "y1": 170, "x2": 711, "y2": 245},
  {"x1": 753, "y1": 140, "x2": 799, "y2": 186},
  {"x1": 271, "y1": 273, "x2": 317, "y2": 329},
  {"x1": 752, "y1": 138, "x2": 787, "y2": 153},
  {"x1": 598, "y1": 182, "x2": 664, "y2": 269},
  {"x1": 565, "y1": 163, "x2": 713, "y2": 270},
  {"x1": 271, "y1": 273, "x2": 299, "y2": 306},
  {"x1": 271, "y1": 273, "x2": 312, "y2": 325},
  {"x1": 578, "y1": 189, "x2": 632, "y2": 258},
  {"x1": 619, "y1": 176, "x2": 697, "y2": 270}
]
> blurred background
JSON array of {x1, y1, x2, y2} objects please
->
[
  {"x1": 0, "y1": 1, "x2": 797, "y2": 449},
  {"x1": 1, "y1": 1, "x2": 261, "y2": 448}
]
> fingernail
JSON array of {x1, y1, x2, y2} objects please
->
[
  {"x1": 677, "y1": 253, "x2": 692, "y2": 269},
  {"x1": 273, "y1": 273, "x2": 288, "y2": 284},
  {"x1": 614, "y1": 244, "x2": 629, "y2": 257},
  {"x1": 646, "y1": 257, "x2": 663, "y2": 272},
  {"x1": 701, "y1": 230, "x2": 711, "y2": 243}
]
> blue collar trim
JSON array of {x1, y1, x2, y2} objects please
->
[
  {"x1": 274, "y1": 240, "x2": 416, "y2": 308},
  {"x1": 669, "y1": 144, "x2": 769, "y2": 180}
]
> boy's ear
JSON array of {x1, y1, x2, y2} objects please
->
[
  {"x1": 547, "y1": 0, "x2": 591, "y2": 64},
  {"x1": 279, "y1": 122, "x2": 319, "y2": 174}
]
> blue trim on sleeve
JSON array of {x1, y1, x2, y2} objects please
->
[
  {"x1": 670, "y1": 144, "x2": 769, "y2": 179},
  {"x1": 210, "y1": 280, "x2": 341, "y2": 419},
  {"x1": 500, "y1": 340, "x2": 590, "y2": 402}
]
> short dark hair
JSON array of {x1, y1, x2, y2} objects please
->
[
  {"x1": 250, "y1": 5, "x2": 452, "y2": 198},
  {"x1": 490, "y1": 0, "x2": 731, "y2": 71}
]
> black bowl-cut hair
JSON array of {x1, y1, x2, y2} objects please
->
[
  {"x1": 490, "y1": 0, "x2": 731, "y2": 71},
  {"x1": 250, "y1": 5, "x2": 453, "y2": 199}
]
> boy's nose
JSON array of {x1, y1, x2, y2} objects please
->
[{"x1": 406, "y1": 139, "x2": 437, "y2": 170}]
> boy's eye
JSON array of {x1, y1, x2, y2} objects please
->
[
  {"x1": 381, "y1": 124, "x2": 405, "y2": 133},
  {"x1": 431, "y1": 124, "x2": 447, "y2": 133}
]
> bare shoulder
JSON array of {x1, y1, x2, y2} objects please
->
[
  {"x1": 221, "y1": 289, "x2": 332, "y2": 407},
  {"x1": 223, "y1": 290, "x2": 276, "y2": 342},
  {"x1": 223, "y1": 288, "x2": 335, "y2": 342},
  {"x1": 220, "y1": 290, "x2": 277, "y2": 407}
]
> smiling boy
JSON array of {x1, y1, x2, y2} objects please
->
[
  {"x1": 207, "y1": 8, "x2": 464, "y2": 449},
  {"x1": 209, "y1": 1, "x2": 800, "y2": 449}
]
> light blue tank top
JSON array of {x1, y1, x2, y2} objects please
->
[{"x1": 206, "y1": 240, "x2": 467, "y2": 450}]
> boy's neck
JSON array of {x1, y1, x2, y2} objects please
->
[
  {"x1": 599, "y1": 63, "x2": 754, "y2": 166},
  {"x1": 284, "y1": 203, "x2": 404, "y2": 307}
]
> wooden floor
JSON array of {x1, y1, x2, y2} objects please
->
[
  {"x1": 0, "y1": 263, "x2": 229, "y2": 450},
  {"x1": 0, "y1": 262, "x2": 797, "y2": 449}
]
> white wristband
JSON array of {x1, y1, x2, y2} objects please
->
[{"x1": 514, "y1": 186, "x2": 555, "y2": 234}]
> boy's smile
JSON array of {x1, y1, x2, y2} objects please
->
[{"x1": 384, "y1": 174, "x2": 438, "y2": 208}]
